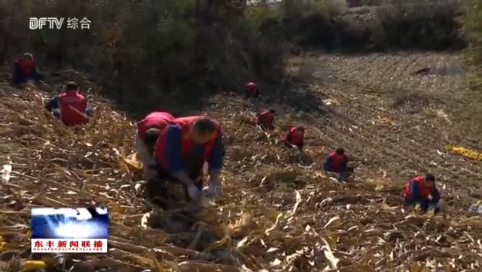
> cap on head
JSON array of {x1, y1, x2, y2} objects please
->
[
  {"x1": 425, "y1": 174, "x2": 435, "y2": 182},
  {"x1": 66, "y1": 81, "x2": 79, "y2": 91},
  {"x1": 335, "y1": 147, "x2": 345, "y2": 155},
  {"x1": 192, "y1": 117, "x2": 217, "y2": 135},
  {"x1": 23, "y1": 53, "x2": 33, "y2": 60},
  {"x1": 144, "y1": 128, "x2": 161, "y2": 146},
  {"x1": 268, "y1": 109, "x2": 275, "y2": 114}
]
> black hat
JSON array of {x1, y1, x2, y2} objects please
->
[
  {"x1": 425, "y1": 174, "x2": 435, "y2": 182},
  {"x1": 66, "y1": 81, "x2": 79, "y2": 90},
  {"x1": 144, "y1": 128, "x2": 161, "y2": 145},
  {"x1": 193, "y1": 117, "x2": 216, "y2": 134}
]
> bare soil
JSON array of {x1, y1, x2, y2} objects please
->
[{"x1": 313, "y1": 53, "x2": 482, "y2": 203}]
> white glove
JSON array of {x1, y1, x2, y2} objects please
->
[
  {"x1": 187, "y1": 185, "x2": 201, "y2": 200},
  {"x1": 208, "y1": 180, "x2": 222, "y2": 197}
]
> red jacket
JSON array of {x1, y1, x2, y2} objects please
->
[
  {"x1": 58, "y1": 91, "x2": 88, "y2": 126},
  {"x1": 16, "y1": 58, "x2": 34, "y2": 75},
  {"x1": 282, "y1": 127, "x2": 304, "y2": 145},
  {"x1": 326, "y1": 151, "x2": 348, "y2": 172},
  {"x1": 403, "y1": 176, "x2": 437, "y2": 199},
  {"x1": 136, "y1": 112, "x2": 174, "y2": 140},
  {"x1": 246, "y1": 82, "x2": 259, "y2": 97},
  {"x1": 155, "y1": 116, "x2": 220, "y2": 171},
  {"x1": 256, "y1": 110, "x2": 274, "y2": 126}
]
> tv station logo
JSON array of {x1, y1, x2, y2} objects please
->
[
  {"x1": 31, "y1": 207, "x2": 109, "y2": 253},
  {"x1": 29, "y1": 17, "x2": 91, "y2": 30}
]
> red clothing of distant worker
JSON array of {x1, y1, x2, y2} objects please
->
[
  {"x1": 12, "y1": 53, "x2": 44, "y2": 84},
  {"x1": 326, "y1": 151, "x2": 348, "y2": 173},
  {"x1": 155, "y1": 116, "x2": 223, "y2": 173},
  {"x1": 16, "y1": 57, "x2": 34, "y2": 76},
  {"x1": 256, "y1": 110, "x2": 274, "y2": 127},
  {"x1": 245, "y1": 82, "x2": 259, "y2": 98},
  {"x1": 137, "y1": 112, "x2": 174, "y2": 140},
  {"x1": 282, "y1": 127, "x2": 304, "y2": 146},
  {"x1": 58, "y1": 89, "x2": 88, "y2": 126},
  {"x1": 403, "y1": 175, "x2": 438, "y2": 199}
]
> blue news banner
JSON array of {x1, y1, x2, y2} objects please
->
[{"x1": 31, "y1": 207, "x2": 109, "y2": 253}]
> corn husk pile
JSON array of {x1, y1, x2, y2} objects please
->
[{"x1": 0, "y1": 85, "x2": 481, "y2": 272}]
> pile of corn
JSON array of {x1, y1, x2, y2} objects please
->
[{"x1": 446, "y1": 145, "x2": 482, "y2": 162}]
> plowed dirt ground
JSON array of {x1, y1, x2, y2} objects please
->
[
  {"x1": 313, "y1": 53, "x2": 482, "y2": 205},
  {"x1": 0, "y1": 52, "x2": 481, "y2": 272}
]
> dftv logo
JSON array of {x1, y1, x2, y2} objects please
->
[{"x1": 29, "y1": 17, "x2": 64, "y2": 30}]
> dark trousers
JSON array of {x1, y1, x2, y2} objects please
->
[
  {"x1": 405, "y1": 198, "x2": 440, "y2": 213},
  {"x1": 145, "y1": 165, "x2": 204, "y2": 209},
  {"x1": 245, "y1": 91, "x2": 258, "y2": 99},
  {"x1": 323, "y1": 165, "x2": 354, "y2": 181},
  {"x1": 52, "y1": 108, "x2": 93, "y2": 126},
  {"x1": 53, "y1": 108, "x2": 93, "y2": 118},
  {"x1": 258, "y1": 123, "x2": 274, "y2": 131},
  {"x1": 283, "y1": 141, "x2": 304, "y2": 151},
  {"x1": 12, "y1": 71, "x2": 44, "y2": 84}
]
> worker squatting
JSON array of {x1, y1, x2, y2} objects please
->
[
  {"x1": 28, "y1": 62, "x2": 440, "y2": 213},
  {"x1": 134, "y1": 108, "x2": 441, "y2": 212}
]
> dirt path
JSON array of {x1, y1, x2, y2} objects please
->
[{"x1": 304, "y1": 52, "x2": 482, "y2": 206}]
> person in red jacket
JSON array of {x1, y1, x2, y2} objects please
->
[
  {"x1": 245, "y1": 82, "x2": 259, "y2": 99},
  {"x1": 45, "y1": 82, "x2": 93, "y2": 126},
  {"x1": 404, "y1": 174, "x2": 440, "y2": 214},
  {"x1": 282, "y1": 126, "x2": 305, "y2": 150},
  {"x1": 12, "y1": 53, "x2": 44, "y2": 84},
  {"x1": 256, "y1": 109, "x2": 275, "y2": 131},
  {"x1": 135, "y1": 112, "x2": 175, "y2": 178},
  {"x1": 147, "y1": 116, "x2": 225, "y2": 208},
  {"x1": 323, "y1": 148, "x2": 353, "y2": 181}
]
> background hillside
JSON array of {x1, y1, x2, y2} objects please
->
[{"x1": 0, "y1": 0, "x2": 472, "y2": 117}]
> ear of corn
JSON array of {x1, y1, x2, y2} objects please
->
[
  {"x1": 23, "y1": 261, "x2": 47, "y2": 271},
  {"x1": 446, "y1": 145, "x2": 482, "y2": 161}
]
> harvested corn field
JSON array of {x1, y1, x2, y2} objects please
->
[{"x1": 0, "y1": 51, "x2": 481, "y2": 271}]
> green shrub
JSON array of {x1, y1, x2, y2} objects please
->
[
  {"x1": 0, "y1": 0, "x2": 469, "y2": 117},
  {"x1": 257, "y1": 2, "x2": 464, "y2": 53},
  {"x1": 0, "y1": 0, "x2": 286, "y2": 116}
]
